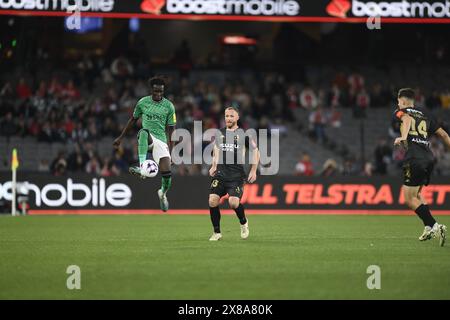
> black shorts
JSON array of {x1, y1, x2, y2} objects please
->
[
  {"x1": 210, "y1": 177, "x2": 244, "y2": 199},
  {"x1": 402, "y1": 159, "x2": 434, "y2": 187}
]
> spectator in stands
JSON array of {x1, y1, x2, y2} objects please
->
[
  {"x1": 353, "y1": 88, "x2": 370, "y2": 119},
  {"x1": 47, "y1": 76, "x2": 63, "y2": 98},
  {"x1": 328, "y1": 84, "x2": 341, "y2": 108},
  {"x1": 299, "y1": 86, "x2": 318, "y2": 109},
  {"x1": 101, "y1": 117, "x2": 119, "y2": 137},
  {"x1": 38, "y1": 159, "x2": 50, "y2": 172},
  {"x1": 374, "y1": 138, "x2": 392, "y2": 175},
  {"x1": 362, "y1": 162, "x2": 373, "y2": 176},
  {"x1": 370, "y1": 83, "x2": 389, "y2": 108},
  {"x1": 38, "y1": 122, "x2": 54, "y2": 142},
  {"x1": 62, "y1": 114, "x2": 75, "y2": 137},
  {"x1": 16, "y1": 77, "x2": 32, "y2": 100},
  {"x1": 16, "y1": 116, "x2": 27, "y2": 137},
  {"x1": 50, "y1": 151, "x2": 67, "y2": 176},
  {"x1": 0, "y1": 112, "x2": 18, "y2": 138},
  {"x1": 100, "y1": 158, "x2": 115, "y2": 177},
  {"x1": 86, "y1": 122, "x2": 99, "y2": 142},
  {"x1": 348, "y1": 71, "x2": 364, "y2": 96},
  {"x1": 85, "y1": 155, "x2": 102, "y2": 175},
  {"x1": 342, "y1": 157, "x2": 359, "y2": 176},
  {"x1": 67, "y1": 144, "x2": 88, "y2": 172},
  {"x1": 327, "y1": 106, "x2": 342, "y2": 128},
  {"x1": 286, "y1": 84, "x2": 299, "y2": 109},
  {"x1": 35, "y1": 80, "x2": 48, "y2": 98},
  {"x1": 28, "y1": 119, "x2": 41, "y2": 137},
  {"x1": 295, "y1": 153, "x2": 314, "y2": 176},
  {"x1": 320, "y1": 159, "x2": 338, "y2": 177},
  {"x1": 61, "y1": 80, "x2": 80, "y2": 101},
  {"x1": 111, "y1": 54, "x2": 134, "y2": 79},
  {"x1": 308, "y1": 106, "x2": 327, "y2": 144},
  {"x1": 111, "y1": 150, "x2": 128, "y2": 173},
  {"x1": 1, "y1": 81, "x2": 14, "y2": 99},
  {"x1": 71, "y1": 122, "x2": 88, "y2": 143}
]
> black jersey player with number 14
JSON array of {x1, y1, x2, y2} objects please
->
[{"x1": 393, "y1": 88, "x2": 450, "y2": 246}]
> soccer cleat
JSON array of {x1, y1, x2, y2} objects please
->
[
  {"x1": 433, "y1": 224, "x2": 447, "y2": 247},
  {"x1": 157, "y1": 189, "x2": 169, "y2": 212},
  {"x1": 418, "y1": 226, "x2": 433, "y2": 241},
  {"x1": 129, "y1": 166, "x2": 147, "y2": 179},
  {"x1": 240, "y1": 220, "x2": 249, "y2": 240},
  {"x1": 209, "y1": 233, "x2": 222, "y2": 241}
]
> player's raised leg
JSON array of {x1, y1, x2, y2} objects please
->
[
  {"x1": 209, "y1": 194, "x2": 222, "y2": 241},
  {"x1": 229, "y1": 196, "x2": 249, "y2": 239},
  {"x1": 130, "y1": 129, "x2": 153, "y2": 178}
]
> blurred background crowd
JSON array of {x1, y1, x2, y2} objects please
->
[{"x1": 1, "y1": 18, "x2": 449, "y2": 177}]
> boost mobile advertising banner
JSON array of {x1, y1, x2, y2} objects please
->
[
  {"x1": 1, "y1": 0, "x2": 450, "y2": 23},
  {"x1": 1, "y1": 173, "x2": 450, "y2": 214}
]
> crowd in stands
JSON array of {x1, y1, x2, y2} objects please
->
[{"x1": 1, "y1": 54, "x2": 450, "y2": 176}]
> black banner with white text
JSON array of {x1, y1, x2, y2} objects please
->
[{"x1": 1, "y1": 173, "x2": 450, "y2": 214}]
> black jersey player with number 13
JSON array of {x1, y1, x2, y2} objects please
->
[{"x1": 208, "y1": 106, "x2": 260, "y2": 241}]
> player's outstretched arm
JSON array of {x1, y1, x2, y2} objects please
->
[
  {"x1": 435, "y1": 128, "x2": 450, "y2": 149},
  {"x1": 248, "y1": 147, "x2": 260, "y2": 183},
  {"x1": 394, "y1": 114, "x2": 412, "y2": 146},
  {"x1": 209, "y1": 145, "x2": 219, "y2": 177},
  {"x1": 113, "y1": 116, "x2": 138, "y2": 149}
]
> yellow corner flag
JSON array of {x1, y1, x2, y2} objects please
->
[{"x1": 12, "y1": 148, "x2": 19, "y2": 171}]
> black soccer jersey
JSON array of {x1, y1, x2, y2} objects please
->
[
  {"x1": 214, "y1": 127, "x2": 257, "y2": 181},
  {"x1": 392, "y1": 106, "x2": 440, "y2": 162}
]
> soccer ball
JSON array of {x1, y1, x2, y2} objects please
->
[{"x1": 140, "y1": 160, "x2": 159, "y2": 178}]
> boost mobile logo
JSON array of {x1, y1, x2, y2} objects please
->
[
  {"x1": 161, "y1": 0, "x2": 300, "y2": 16},
  {"x1": 0, "y1": 178, "x2": 131, "y2": 207},
  {"x1": 351, "y1": 0, "x2": 450, "y2": 18},
  {"x1": 0, "y1": 0, "x2": 116, "y2": 11}
]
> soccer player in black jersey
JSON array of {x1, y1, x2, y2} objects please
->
[
  {"x1": 208, "y1": 106, "x2": 260, "y2": 241},
  {"x1": 393, "y1": 88, "x2": 450, "y2": 246}
]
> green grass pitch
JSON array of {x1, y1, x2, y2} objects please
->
[{"x1": 1, "y1": 214, "x2": 449, "y2": 299}]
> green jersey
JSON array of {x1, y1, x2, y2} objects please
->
[{"x1": 133, "y1": 96, "x2": 176, "y2": 143}]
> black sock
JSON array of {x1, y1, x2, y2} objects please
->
[
  {"x1": 234, "y1": 204, "x2": 247, "y2": 225},
  {"x1": 415, "y1": 204, "x2": 436, "y2": 227},
  {"x1": 209, "y1": 206, "x2": 221, "y2": 233}
]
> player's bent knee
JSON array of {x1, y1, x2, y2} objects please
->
[
  {"x1": 228, "y1": 198, "x2": 240, "y2": 209},
  {"x1": 209, "y1": 196, "x2": 220, "y2": 208}
]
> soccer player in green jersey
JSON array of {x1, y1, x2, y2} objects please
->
[{"x1": 113, "y1": 76, "x2": 176, "y2": 212}]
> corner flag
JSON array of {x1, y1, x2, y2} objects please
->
[
  {"x1": 12, "y1": 148, "x2": 19, "y2": 170},
  {"x1": 11, "y1": 148, "x2": 19, "y2": 216}
]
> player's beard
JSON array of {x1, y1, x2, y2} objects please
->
[{"x1": 226, "y1": 121, "x2": 237, "y2": 129}]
